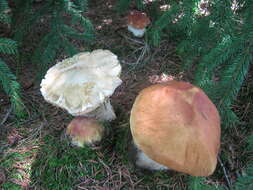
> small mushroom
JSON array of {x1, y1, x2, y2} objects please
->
[
  {"x1": 127, "y1": 10, "x2": 150, "y2": 37},
  {"x1": 130, "y1": 81, "x2": 221, "y2": 176},
  {"x1": 66, "y1": 116, "x2": 104, "y2": 147},
  {"x1": 40, "y1": 49, "x2": 122, "y2": 121}
]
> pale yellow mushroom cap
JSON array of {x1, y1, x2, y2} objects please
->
[{"x1": 40, "y1": 49, "x2": 122, "y2": 117}]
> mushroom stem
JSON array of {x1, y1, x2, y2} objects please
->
[
  {"x1": 133, "y1": 141, "x2": 168, "y2": 170},
  {"x1": 87, "y1": 99, "x2": 116, "y2": 121},
  {"x1": 127, "y1": 25, "x2": 146, "y2": 37}
]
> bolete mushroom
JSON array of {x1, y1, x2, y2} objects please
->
[
  {"x1": 40, "y1": 49, "x2": 122, "y2": 147},
  {"x1": 40, "y1": 49, "x2": 122, "y2": 121},
  {"x1": 66, "y1": 116, "x2": 104, "y2": 147},
  {"x1": 127, "y1": 10, "x2": 150, "y2": 37},
  {"x1": 130, "y1": 81, "x2": 221, "y2": 176}
]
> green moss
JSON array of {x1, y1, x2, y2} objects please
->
[
  {"x1": 30, "y1": 135, "x2": 103, "y2": 190},
  {"x1": 1, "y1": 182, "x2": 22, "y2": 190},
  {"x1": 0, "y1": 151, "x2": 34, "y2": 189},
  {"x1": 113, "y1": 125, "x2": 130, "y2": 165}
]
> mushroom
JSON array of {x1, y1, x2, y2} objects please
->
[
  {"x1": 130, "y1": 81, "x2": 221, "y2": 176},
  {"x1": 40, "y1": 49, "x2": 122, "y2": 147},
  {"x1": 127, "y1": 10, "x2": 150, "y2": 37},
  {"x1": 40, "y1": 49, "x2": 122, "y2": 121},
  {"x1": 66, "y1": 116, "x2": 104, "y2": 147}
]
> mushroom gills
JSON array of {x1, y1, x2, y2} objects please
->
[{"x1": 127, "y1": 25, "x2": 146, "y2": 37}]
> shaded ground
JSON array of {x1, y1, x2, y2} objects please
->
[{"x1": 0, "y1": 0, "x2": 253, "y2": 190}]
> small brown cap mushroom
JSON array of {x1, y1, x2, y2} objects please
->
[
  {"x1": 66, "y1": 117, "x2": 104, "y2": 147},
  {"x1": 130, "y1": 81, "x2": 221, "y2": 176},
  {"x1": 127, "y1": 10, "x2": 150, "y2": 29}
]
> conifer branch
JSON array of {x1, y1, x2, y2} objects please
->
[
  {"x1": 0, "y1": 38, "x2": 18, "y2": 55},
  {"x1": 116, "y1": 0, "x2": 131, "y2": 13},
  {"x1": 0, "y1": 59, "x2": 25, "y2": 118},
  {"x1": 0, "y1": 0, "x2": 10, "y2": 24},
  {"x1": 13, "y1": 0, "x2": 94, "y2": 80},
  {"x1": 232, "y1": 135, "x2": 253, "y2": 190}
]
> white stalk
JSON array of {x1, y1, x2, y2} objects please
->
[
  {"x1": 87, "y1": 99, "x2": 116, "y2": 121},
  {"x1": 134, "y1": 141, "x2": 168, "y2": 170},
  {"x1": 128, "y1": 25, "x2": 146, "y2": 37}
]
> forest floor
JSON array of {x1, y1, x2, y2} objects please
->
[{"x1": 0, "y1": 0, "x2": 252, "y2": 190}]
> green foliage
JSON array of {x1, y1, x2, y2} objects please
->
[
  {"x1": 192, "y1": 0, "x2": 253, "y2": 127},
  {"x1": 0, "y1": 0, "x2": 11, "y2": 24},
  {"x1": 116, "y1": 0, "x2": 132, "y2": 13},
  {"x1": 187, "y1": 134, "x2": 253, "y2": 190},
  {"x1": 1, "y1": 0, "x2": 94, "y2": 119},
  {"x1": 118, "y1": 0, "x2": 252, "y2": 127},
  {"x1": 113, "y1": 125, "x2": 130, "y2": 164},
  {"x1": 12, "y1": 0, "x2": 94, "y2": 80},
  {"x1": 0, "y1": 59, "x2": 25, "y2": 118},
  {"x1": 148, "y1": 3, "x2": 181, "y2": 46},
  {"x1": 0, "y1": 0, "x2": 8, "y2": 11},
  {"x1": 117, "y1": 0, "x2": 253, "y2": 188},
  {"x1": 247, "y1": 135, "x2": 253, "y2": 151},
  {"x1": 232, "y1": 163, "x2": 253, "y2": 190},
  {"x1": 116, "y1": 0, "x2": 145, "y2": 13},
  {"x1": 0, "y1": 0, "x2": 25, "y2": 118},
  {"x1": 73, "y1": 0, "x2": 88, "y2": 12},
  {"x1": 0, "y1": 38, "x2": 18, "y2": 54},
  {"x1": 135, "y1": 0, "x2": 146, "y2": 10},
  {"x1": 232, "y1": 135, "x2": 253, "y2": 190},
  {"x1": 0, "y1": 151, "x2": 33, "y2": 190},
  {"x1": 188, "y1": 176, "x2": 223, "y2": 190}
]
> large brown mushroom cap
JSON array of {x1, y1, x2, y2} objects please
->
[
  {"x1": 127, "y1": 10, "x2": 150, "y2": 29},
  {"x1": 130, "y1": 81, "x2": 221, "y2": 176}
]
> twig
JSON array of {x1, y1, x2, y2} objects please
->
[
  {"x1": 0, "y1": 107, "x2": 12, "y2": 126},
  {"x1": 118, "y1": 33, "x2": 145, "y2": 45},
  {"x1": 218, "y1": 156, "x2": 232, "y2": 188},
  {"x1": 17, "y1": 121, "x2": 45, "y2": 146},
  {"x1": 126, "y1": 43, "x2": 150, "y2": 73},
  {"x1": 135, "y1": 43, "x2": 149, "y2": 65}
]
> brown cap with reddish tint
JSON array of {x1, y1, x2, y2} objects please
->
[
  {"x1": 66, "y1": 116, "x2": 104, "y2": 147},
  {"x1": 130, "y1": 81, "x2": 221, "y2": 176},
  {"x1": 127, "y1": 10, "x2": 150, "y2": 29}
]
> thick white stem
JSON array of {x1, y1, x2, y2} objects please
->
[
  {"x1": 87, "y1": 99, "x2": 116, "y2": 121},
  {"x1": 134, "y1": 141, "x2": 168, "y2": 171},
  {"x1": 128, "y1": 25, "x2": 146, "y2": 37}
]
